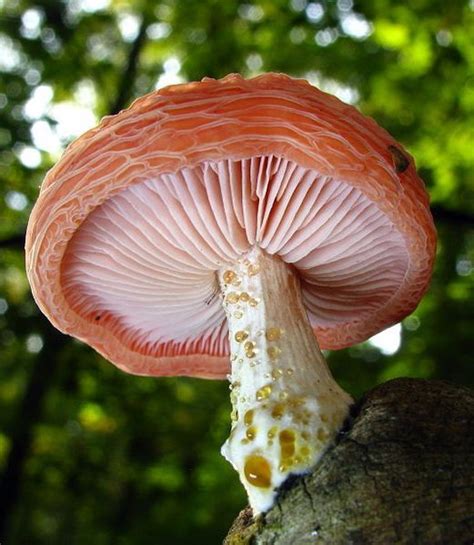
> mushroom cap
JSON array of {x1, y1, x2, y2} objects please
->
[{"x1": 26, "y1": 73, "x2": 436, "y2": 379}]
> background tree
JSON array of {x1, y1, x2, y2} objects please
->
[{"x1": 0, "y1": 1, "x2": 472, "y2": 544}]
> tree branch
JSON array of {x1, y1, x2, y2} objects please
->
[{"x1": 109, "y1": 14, "x2": 150, "y2": 115}]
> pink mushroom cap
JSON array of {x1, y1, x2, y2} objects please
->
[{"x1": 25, "y1": 73, "x2": 436, "y2": 379}]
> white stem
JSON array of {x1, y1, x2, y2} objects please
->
[{"x1": 219, "y1": 247, "x2": 352, "y2": 514}]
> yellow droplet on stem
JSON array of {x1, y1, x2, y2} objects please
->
[
  {"x1": 265, "y1": 327, "x2": 283, "y2": 342},
  {"x1": 267, "y1": 426, "x2": 278, "y2": 439},
  {"x1": 226, "y1": 292, "x2": 240, "y2": 304},
  {"x1": 234, "y1": 330, "x2": 249, "y2": 343},
  {"x1": 271, "y1": 403, "x2": 285, "y2": 419},
  {"x1": 223, "y1": 270, "x2": 237, "y2": 284},
  {"x1": 247, "y1": 263, "x2": 261, "y2": 276},
  {"x1": 279, "y1": 429, "x2": 296, "y2": 461},
  {"x1": 239, "y1": 292, "x2": 250, "y2": 302},
  {"x1": 267, "y1": 346, "x2": 281, "y2": 360},
  {"x1": 256, "y1": 384, "x2": 272, "y2": 401},
  {"x1": 246, "y1": 426, "x2": 257, "y2": 440},
  {"x1": 244, "y1": 454, "x2": 272, "y2": 488},
  {"x1": 244, "y1": 409, "x2": 254, "y2": 427}
]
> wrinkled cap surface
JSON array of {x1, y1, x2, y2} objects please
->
[{"x1": 25, "y1": 73, "x2": 436, "y2": 378}]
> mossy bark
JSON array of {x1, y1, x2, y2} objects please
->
[{"x1": 224, "y1": 378, "x2": 474, "y2": 545}]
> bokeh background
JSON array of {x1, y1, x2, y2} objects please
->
[{"x1": 0, "y1": 0, "x2": 473, "y2": 543}]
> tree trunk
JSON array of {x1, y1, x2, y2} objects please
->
[{"x1": 224, "y1": 378, "x2": 474, "y2": 545}]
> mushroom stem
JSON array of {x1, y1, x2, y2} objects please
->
[{"x1": 219, "y1": 247, "x2": 352, "y2": 514}]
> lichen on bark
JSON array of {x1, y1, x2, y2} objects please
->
[{"x1": 224, "y1": 378, "x2": 474, "y2": 545}]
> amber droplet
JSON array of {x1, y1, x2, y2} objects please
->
[
  {"x1": 279, "y1": 429, "x2": 296, "y2": 460},
  {"x1": 223, "y1": 270, "x2": 236, "y2": 284},
  {"x1": 267, "y1": 426, "x2": 277, "y2": 439},
  {"x1": 271, "y1": 369, "x2": 284, "y2": 381},
  {"x1": 267, "y1": 346, "x2": 281, "y2": 360},
  {"x1": 256, "y1": 384, "x2": 272, "y2": 401},
  {"x1": 244, "y1": 455, "x2": 272, "y2": 488},
  {"x1": 226, "y1": 292, "x2": 240, "y2": 304},
  {"x1": 234, "y1": 330, "x2": 249, "y2": 343},
  {"x1": 239, "y1": 292, "x2": 250, "y2": 302},
  {"x1": 244, "y1": 340, "x2": 257, "y2": 358},
  {"x1": 271, "y1": 403, "x2": 285, "y2": 420},
  {"x1": 244, "y1": 409, "x2": 254, "y2": 427},
  {"x1": 265, "y1": 327, "x2": 282, "y2": 342},
  {"x1": 246, "y1": 426, "x2": 257, "y2": 440},
  {"x1": 300, "y1": 446, "x2": 311, "y2": 457},
  {"x1": 289, "y1": 396, "x2": 305, "y2": 407},
  {"x1": 247, "y1": 263, "x2": 261, "y2": 276}
]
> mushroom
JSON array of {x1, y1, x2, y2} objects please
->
[{"x1": 25, "y1": 73, "x2": 436, "y2": 513}]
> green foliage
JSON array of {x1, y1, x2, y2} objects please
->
[{"x1": 0, "y1": 0, "x2": 472, "y2": 543}]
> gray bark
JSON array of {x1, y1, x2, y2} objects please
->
[{"x1": 224, "y1": 378, "x2": 474, "y2": 545}]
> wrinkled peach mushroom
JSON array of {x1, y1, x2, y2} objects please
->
[{"x1": 26, "y1": 73, "x2": 436, "y2": 513}]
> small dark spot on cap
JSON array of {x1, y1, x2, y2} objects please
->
[
  {"x1": 388, "y1": 145, "x2": 410, "y2": 174},
  {"x1": 95, "y1": 315, "x2": 101, "y2": 321}
]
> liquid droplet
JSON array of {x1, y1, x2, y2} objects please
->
[
  {"x1": 267, "y1": 346, "x2": 281, "y2": 360},
  {"x1": 246, "y1": 426, "x2": 257, "y2": 440},
  {"x1": 244, "y1": 409, "x2": 254, "y2": 427},
  {"x1": 279, "y1": 429, "x2": 296, "y2": 461},
  {"x1": 223, "y1": 270, "x2": 237, "y2": 284},
  {"x1": 239, "y1": 292, "x2": 250, "y2": 302},
  {"x1": 226, "y1": 292, "x2": 240, "y2": 304},
  {"x1": 256, "y1": 384, "x2": 272, "y2": 401},
  {"x1": 244, "y1": 340, "x2": 257, "y2": 358},
  {"x1": 271, "y1": 369, "x2": 284, "y2": 381},
  {"x1": 234, "y1": 330, "x2": 249, "y2": 343},
  {"x1": 301, "y1": 446, "x2": 311, "y2": 457},
  {"x1": 247, "y1": 263, "x2": 261, "y2": 276},
  {"x1": 244, "y1": 454, "x2": 272, "y2": 488},
  {"x1": 271, "y1": 403, "x2": 285, "y2": 419},
  {"x1": 266, "y1": 327, "x2": 283, "y2": 342},
  {"x1": 268, "y1": 426, "x2": 277, "y2": 439}
]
